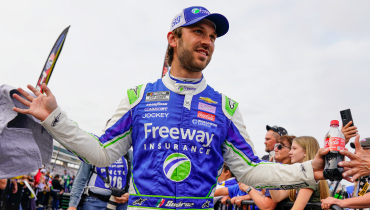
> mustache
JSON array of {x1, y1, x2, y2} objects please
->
[{"x1": 194, "y1": 44, "x2": 209, "y2": 51}]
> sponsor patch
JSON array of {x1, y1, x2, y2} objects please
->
[
  {"x1": 156, "y1": 199, "x2": 165, "y2": 208},
  {"x1": 165, "y1": 200, "x2": 194, "y2": 208},
  {"x1": 144, "y1": 107, "x2": 168, "y2": 112},
  {"x1": 199, "y1": 97, "x2": 217, "y2": 104},
  {"x1": 198, "y1": 102, "x2": 216, "y2": 114},
  {"x1": 178, "y1": 86, "x2": 196, "y2": 92},
  {"x1": 51, "y1": 113, "x2": 61, "y2": 127},
  {"x1": 132, "y1": 198, "x2": 148, "y2": 205},
  {"x1": 145, "y1": 91, "x2": 170, "y2": 102},
  {"x1": 192, "y1": 119, "x2": 217, "y2": 128},
  {"x1": 144, "y1": 123, "x2": 214, "y2": 147},
  {"x1": 142, "y1": 113, "x2": 169, "y2": 118},
  {"x1": 280, "y1": 182, "x2": 308, "y2": 190},
  {"x1": 146, "y1": 102, "x2": 167, "y2": 106},
  {"x1": 202, "y1": 200, "x2": 211, "y2": 208},
  {"x1": 197, "y1": 111, "x2": 215, "y2": 121},
  {"x1": 130, "y1": 86, "x2": 140, "y2": 97},
  {"x1": 300, "y1": 164, "x2": 307, "y2": 178},
  {"x1": 225, "y1": 96, "x2": 239, "y2": 117},
  {"x1": 163, "y1": 153, "x2": 191, "y2": 182}
]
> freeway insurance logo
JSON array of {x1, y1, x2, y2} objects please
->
[{"x1": 163, "y1": 153, "x2": 191, "y2": 182}]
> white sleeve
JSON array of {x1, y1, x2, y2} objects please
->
[
  {"x1": 221, "y1": 97, "x2": 317, "y2": 189},
  {"x1": 41, "y1": 93, "x2": 133, "y2": 167}
]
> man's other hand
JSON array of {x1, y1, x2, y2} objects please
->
[
  {"x1": 67, "y1": 207, "x2": 77, "y2": 210},
  {"x1": 114, "y1": 193, "x2": 129, "y2": 204},
  {"x1": 12, "y1": 83, "x2": 58, "y2": 121},
  {"x1": 341, "y1": 121, "x2": 358, "y2": 144},
  {"x1": 311, "y1": 148, "x2": 330, "y2": 180},
  {"x1": 339, "y1": 135, "x2": 370, "y2": 182}
]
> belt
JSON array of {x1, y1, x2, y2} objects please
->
[{"x1": 88, "y1": 190, "x2": 110, "y2": 202}]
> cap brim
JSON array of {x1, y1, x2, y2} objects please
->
[
  {"x1": 182, "y1": 13, "x2": 229, "y2": 37},
  {"x1": 266, "y1": 125, "x2": 272, "y2": 131}
]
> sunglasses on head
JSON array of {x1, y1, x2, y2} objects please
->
[{"x1": 274, "y1": 143, "x2": 291, "y2": 150}]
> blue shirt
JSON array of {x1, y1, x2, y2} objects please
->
[
  {"x1": 69, "y1": 150, "x2": 133, "y2": 208},
  {"x1": 228, "y1": 184, "x2": 247, "y2": 198}
]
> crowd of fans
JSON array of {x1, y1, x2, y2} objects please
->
[
  {"x1": 0, "y1": 167, "x2": 75, "y2": 210},
  {"x1": 214, "y1": 122, "x2": 370, "y2": 210}
]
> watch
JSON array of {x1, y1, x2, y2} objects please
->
[{"x1": 245, "y1": 186, "x2": 253, "y2": 193}]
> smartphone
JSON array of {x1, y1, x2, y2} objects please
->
[{"x1": 340, "y1": 109, "x2": 354, "y2": 127}]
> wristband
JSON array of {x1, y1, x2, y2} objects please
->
[{"x1": 245, "y1": 186, "x2": 253, "y2": 193}]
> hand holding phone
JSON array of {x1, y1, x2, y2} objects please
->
[{"x1": 340, "y1": 109, "x2": 358, "y2": 144}]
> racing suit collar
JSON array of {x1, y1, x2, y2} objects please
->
[{"x1": 162, "y1": 71, "x2": 207, "y2": 95}]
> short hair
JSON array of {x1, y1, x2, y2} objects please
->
[
  {"x1": 222, "y1": 162, "x2": 235, "y2": 178},
  {"x1": 166, "y1": 27, "x2": 183, "y2": 67},
  {"x1": 276, "y1": 135, "x2": 296, "y2": 148},
  {"x1": 271, "y1": 132, "x2": 280, "y2": 141},
  {"x1": 54, "y1": 174, "x2": 60, "y2": 179}
]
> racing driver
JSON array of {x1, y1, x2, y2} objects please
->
[{"x1": 14, "y1": 6, "x2": 329, "y2": 210}]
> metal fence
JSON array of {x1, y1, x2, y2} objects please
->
[{"x1": 214, "y1": 199, "x2": 343, "y2": 210}]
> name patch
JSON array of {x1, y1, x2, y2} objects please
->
[{"x1": 145, "y1": 91, "x2": 170, "y2": 102}]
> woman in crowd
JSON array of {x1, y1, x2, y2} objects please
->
[
  {"x1": 271, "y1": 135, "x2": 295, "y2": 164},
  {"x1": 269, "y1": 136, "x2": 330, "y2": 210}
]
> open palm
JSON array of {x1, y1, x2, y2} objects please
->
[{"x1": 13, "y1": 84, "x2": 58, "y2": 121}]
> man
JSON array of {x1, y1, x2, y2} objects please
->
[
  {"x1": 13, "y1": 6, "x2": 337, "y2": 210},
  {"x1": 51, "y1": 174, "x2": 64, "y2": 210},
  {"x1": 67, "y1": 151, "x2": 132, "y2": 210},
  {"x1": 322, "y1": 137, "x2": 370, "y2": 210},
  {"x1": 62, "y1": 170, "x2": 71, "y2": 193},
  {"x1": 261, "y1": 125, "x2": 288, "y2": 161}
]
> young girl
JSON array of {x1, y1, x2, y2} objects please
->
[{"x1": 269, "y1": 136, "x2": 330, "y2": 210}]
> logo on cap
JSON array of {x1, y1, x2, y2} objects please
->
[{"x1": 191, "y1": 8, "x2": 200, "y2": 14}]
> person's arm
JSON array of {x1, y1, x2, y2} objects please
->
[
  {"x1": 68, "y1": 163, "x2": 92, "y2": 208},
  {"x1": 238, "y1": 183, "x2": 277, "y2": 210},
  {"x1": 322, "y1": 192, "x2": 370, "y2": 209},
  {"x1": 290, "y1": 188, "x2": 314, "y2": 210},
  {"x1": 214, "y1": 187, "x2": 229, "y2": 196},
  {"x1": 221, "y1": 103, "x2": 321, "y2": 189},
  {"x1": 12, "y1": 84, "x2": 138, "y2": 167},
  {"x1": 266, "y1": 189, "x2": 289, "y2": 203}
]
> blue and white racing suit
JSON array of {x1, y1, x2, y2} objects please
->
[{"x1": 41, "y1": 72, "x2": 317, "y2": 210}]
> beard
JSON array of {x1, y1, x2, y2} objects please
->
[
  {"x1": 177, "y1": 38, "x2": 211, "y2": 72},
  {"x1": 265, "y1": 145, "x2": 270, "y2": 153}
]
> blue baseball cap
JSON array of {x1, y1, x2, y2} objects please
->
[{"x1": 170, "y1": 6, "x2": 229, "y2": 37}]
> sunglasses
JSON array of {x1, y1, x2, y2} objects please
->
[{"x1": 274, "y1": 143, "x2": 291, "y2": 150}]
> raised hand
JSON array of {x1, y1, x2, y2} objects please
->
[
  {"x1": 12, "y1": 83, "x2": 58, "y2": 121},
  {"x1": 339, "y1": 135, "x2": 370, "y2": 182},
  {"x1": 341, "y1": 121, "x2": 358, "y2": 144}
]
